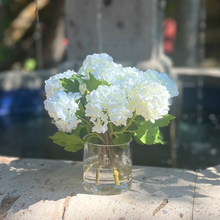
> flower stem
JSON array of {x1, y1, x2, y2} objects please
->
[
  {"x1": 95, "y1": 167, "x2": 101, "y2": 186},
  {"x1": 113, "y1": 168, "x2": 120, "y2": 186},
  {"x1": 95, "y1": 133, "x2": 106, "y2": 144},
  {"x1": 125, "y1": 130, "x2": 136, "y2": 133},
  {"x1": 76, "y1": 114, "x2": 90, "y2": 127},
  {"x1": 109, "y1": 123, "x2": 114, "y2": 143},
  {"x1": 79, "y1": 98, "x2": 93, "y2": 129},
  {"x1": 111, "y1": 112, "x2": 137, "y2": 135}
]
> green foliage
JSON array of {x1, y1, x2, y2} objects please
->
[
  {"x1": 71, "y1": 124, "x2": 84, "y2": 136},
  {"x1": 131, "y1": 114, "x2": 175, "y2": 145},
  {"x1": 133, "y1": 115, "x2": 145, "y2": 126},
  {"x1": 127, "y1": 121, "x2": 138, "y2": 132},
  {"x1": 60, "y1": 73, "x2": 109, "y2": 95},
  {"x1": 49, "y1": 111, "x2": 175, "y2": 152},
  {"x1": 76, "y1": 101, "x2": 85, "y2": 117},
  {"x1": 112, "y1": 124, "x2": 121, "y2": 132},
  {"x1": 101, "y1": 79, "x2": 109, "y2": 86},
  {"x1": 83, "y1": 73, "x2": 101, "y2": 92},
  {"x1": 153, "y1": 130, "x2": 166, "y2": 144},
  {"x1": 113, "y1": 133, "x2": 131, "y2": 145},
  {"x1": 89, "y1": 136, "x2": 99, "y2": 144},
  {"x1": 81, "y1": 73, "x2": 109, "y2": 92},
  {"x1": 60, "y1": 78, "x2": 80, "y2": 94},
  {"x1": 133, "y1": 133, "x2": 145, "y2": 145},
  {"x1": 139, "y1": 126, "x2": 159, "y2": 145},
  {"x1": 135, "y1": 120, "x2": 153, "y2": 140},
  {"x1": 49, "y1": 131, "x2": 88, "y2": 152},
  {"x1": 80, "y1": 127, "x2": 89, "y2": 139},
  {"x1": 154, "y1": 115, "x2": 175, "y2": 127}
]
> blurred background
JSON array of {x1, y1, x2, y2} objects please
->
[{"x1": 0, "y1": 0, "x2": 220, "y2": 171}]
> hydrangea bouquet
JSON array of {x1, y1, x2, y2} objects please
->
[{"x1": 44, "y1": 53, "x2": 178, "y2": 192}]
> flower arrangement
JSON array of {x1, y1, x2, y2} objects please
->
[
  {"x1": 44, "y1": 53, "x2": 178, "y2": 150},
  {"x1": 44, "y1": 53, "x2": 178, "y2": 193}
]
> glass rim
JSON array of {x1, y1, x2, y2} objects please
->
[{"x1": 83, "y1": 134, "x2": 132, "y2": 147}]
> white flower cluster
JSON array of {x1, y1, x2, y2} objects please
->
[
  {"x1": 78, "y1": 53, "x2": 124, "y2": 84},
  {"x1": 44, "y1": 53, "x2": 178, "y2": 133},
  {"x1": 44, "y1": 70, "x2": 82, "y2": 132},
  {"x1": 85, "y1": 85, "x2": 133, "y2": 133},
  {"x1": 78, "y1": 53, "x2": 114, "y2": 80},
  {"x1": 44, "y1": 90, "x2": 82, "y2": 132}
]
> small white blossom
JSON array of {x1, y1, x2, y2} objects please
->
[
  {"x1": 45, "y1": 70, "x2": 76, "y2": 98},
  {"x1": 79, "y1": 82, "x2": 87, "y2": 95},
  {"x1": 44, "y1": 89, "x2": 81, "y2": 132},
  {"x1": 92, "y1": 118, "x2": 108, "y2": 134}
]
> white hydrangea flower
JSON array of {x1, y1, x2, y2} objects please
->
[
  {"x1": 108, "y1": 68, "x2": 178, "y2": 123},
  {"x1": 85, "y1": 85, "x2": 133, "y2": 133},
  {"x1": 78, "y1": 53, "x2": 115, "y2": 80},
  {"x1": 44, "y1": 89, "x2": 82, "y2": 132},
  {"x1": 143, "y1": 70, "x2": 179, "y2": 98},
  {"x1": 128, "y1": 81, "x2": 171, "y2": 122},
  {"x1": 45, "y1": 70, "x2": 76, "y2": 98},
  {"x1": 116, "y1": 67, "x2": 144, "y2": 89},
  {"x1": 100, "y1": 62, "x2": 124, "y2": 84}
]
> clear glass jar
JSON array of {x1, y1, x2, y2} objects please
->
[{"x1": 83, "y1": 138, "x2": 132, "y2": 195}]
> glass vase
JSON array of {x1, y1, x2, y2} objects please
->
[{"x1": 83, "y1": 138, "x2": 132, "y2": 195}]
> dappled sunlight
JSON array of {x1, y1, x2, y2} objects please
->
[
  {"x1": 0, "y1": 158, "x2": 86, "y2": 217},
  {"x1": 1, "y1": 157, "x2": 220, "y2": 218},
  {"x1": 9, "y1": 167, "x2": 31, "y2": 173},
  {"x1": 195, "y1": 165, "x2": 220, "y2": 187},
  {"x1": 206, "y1": 166, "x2": 220, "y2": 176}
]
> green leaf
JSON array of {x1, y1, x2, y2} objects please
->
[
  {"x1": 134, "y1": 115, "x2": 145, "y2": 127},
  {"x1": 135, "y1": 120, "x2": 153, "y2": 140},
  {"x1": 49, "y1": 131, "x2": 87, "y2": 152},
  {"x1": 139, "y1": 126, "x2": 159, "y2": 145},
  {"x1": 154, "y1": 114, "x2": 175, "y2": 127},
  {"x1": 60, "y1": 78, "x2": 80, "y2": 93},
  {"x1": 84, "y1": 73, "x2": 101, "y2": 92},
  {"x1": 82, "y1": 73, "x2": 109, "y2": 92},
  {"x1": 127, "y1": 121, "x2": 138, "y2": 132},
  {"x1": 113, "y1": 133, "x2": 131, "y2": 146},
  {"x1": 134, "y1": 133, "x2": 145, "y2": 145},
  {"x1": 71, "y1": 124, "x2": 84, "y2": 136},
  {"x1": 76, "y1": 101, "x2": 85, "y2": 117},
  {"x1": 112, "y1": 124, "x2": 121, "y2": 132},
  {"x1": 101, "y1": 80, "x2": 109, "y2": 86},
  {"x1": 153, "y1": 130, "x2": 166, "y2": 144},
  {"x1": 88, "y1": 136, "x2": 99, "y2": 144},
  {"x1": 80, "y1": 127, "x2": 89, "y2": 139},
  {"x1": 70, "y1": 74, "x2": 82, "y2": 81}
]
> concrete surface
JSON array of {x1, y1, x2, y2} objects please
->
[{"x1": 0, "y1": 156, "x2": 219, "y2": 220}]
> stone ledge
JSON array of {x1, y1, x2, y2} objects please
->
[{"x1": 0, "y1": 157, "x2": 219, "y2": 220}]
